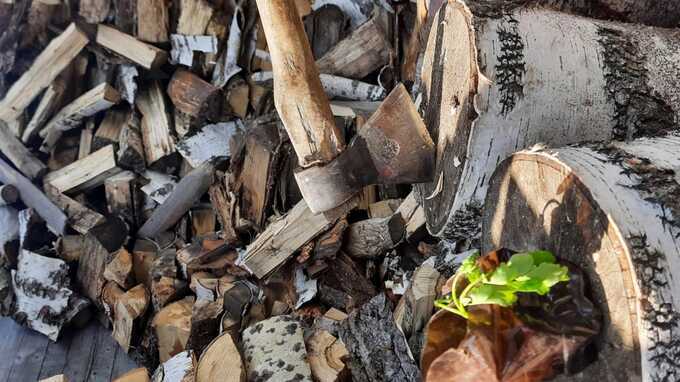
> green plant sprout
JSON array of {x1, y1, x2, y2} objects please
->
[{"x1": 434, "y1": 250, "x2": 570, "y2": 319}]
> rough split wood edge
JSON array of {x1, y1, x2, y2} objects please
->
[
  {"x1": 481, "y1": 135, "x2": 680, "y2": 382},
  {"x1": 415, "y1": 1, "x2": 680, "y2": 240}
]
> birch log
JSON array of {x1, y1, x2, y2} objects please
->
[
  {"x1": 482, "y1": 136, "x2": 680, "y2": 382},
  {"x1": 416, "y1": 2, "x2": 680, "y2": 240},
  {"x1": 463, "y1": 0, "x2": 680, "y2": 28}
]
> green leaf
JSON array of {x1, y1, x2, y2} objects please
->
[
  {"x1": 460, "y1": 253, "x2": 483, "y2": 283},
  {"x1": 465, "y1": 284, "x2": 517, "y2": 307},
  {"x1": 515, "y1": 263, "x2": 570, "y2": 295},
  {"x1": 527, "y1": 250, "x2": 556, "y2": 265},
  {"x1": 487, "y1": 253, "x2": 533, "y2": 285}
]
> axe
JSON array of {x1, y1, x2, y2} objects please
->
[{"x1": 255, "y1": 0, "x2": 435, "y2": 213}]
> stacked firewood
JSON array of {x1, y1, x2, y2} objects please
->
[{"x1": 0, "y1": 0, "x2": 452, "y2": 381}]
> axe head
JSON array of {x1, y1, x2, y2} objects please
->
[{"x1": 295, "y1": 84, "x2": 435, "y2": 213}]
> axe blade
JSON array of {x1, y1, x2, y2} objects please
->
[{"x1": 295, "y1": 84, "x2": 435, "y2": 213}]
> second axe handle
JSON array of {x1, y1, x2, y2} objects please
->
[{"x1": 255, "y1": 0, "x2": 346, "y2": 168}]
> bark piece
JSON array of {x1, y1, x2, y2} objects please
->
[
  {"x1": 152, "y1": 350, "x2": 196, "y2": 382},
  {"x1": 242, "y1": 315, "x2": 313, "y2": 381},
  {"x1": 195, "y1": 332, "x2": 245, "y2": 382},
  {"x1": 255, "y1": 0, "x2": 344, "y2": 167},
  {"x1": 344, "y1": 214, "x2": 404, "y2": 258},
  {"x1": 21, "y1": 77, "x2": 66, "y2": 144},
  {"x1": 339, "y1": 293, "x2": 421, "y2": 381},
  {"x1": 0, "y1": 121, "x2": 46, "y2": 179},
  {"x1": 105, "y1": 171, "x2": 143, "y2": 228},
  {"x1": 0, "y1": 156, "x2": 67, "y2": 234},
  {"x1": 208, "y1": 172, "x2": 238, "y2": 243},
  {"x1": 307, "y1": 330, "x2": 349, "y2": 382},
  {"x1": 211, "y1": 11, "x2": 241, "y2": 88},
  {"x1": 317, "y1": 18, "x2": 391, "y2": 79},
  {"x1": 0, "y1": 266, "x2": 14, "y2": 316},
  {"x1": 45, "y1": 185, "x2": 106, "y2": 234},
  {"x1": 40, "y1": 83, "x2": 122, "y2": 153},
  {"x1": 240, "y1": 199, "x2": 345, "y2": 278},
  {"x1": 113, "y1": 368, "x2": 151, "y2": 382},
  {"x1": 318, "y1": 252, "x2": 377, "y2": 312},
  {"x1": 96, "y1": 24, "x2": 168, "y2": 69},
  {"x1": 0, "y1": 205, "x2": 19, "y2": 266},
  {"x1": 136, "y1": 81, "x2": 177, "y2": 169},
  {"x1": 12, "y1": 250, "x2": 75, "y2": 340},
  {"x1": 304, "y1": 4, "x2": 347, "y2": 59},
  {"x1": 79, "y1": 0, "x2": 110, "y2": 23},
  {"x1": 186, "y1": 299, "x2": 223, "y2": 355},
  {"x1": 113, "y1": 0, "x2": 136, "y2": 34},
  {"x1": 313, "y1": 217, "x2": 348, "y2": 260},
  {"x1": 112, "y1": 284, "x2": 150, "y2": 352},
  {"x1": 176, "y1": 0, "x2": 213, "y2": 35},
  {"x1": 177, "y1": 121, "x2": 241, "y2": 168},
  {"x1": 417, "y1": 3, "x2": 680, "y2": 239},
  {"x1": 225, "y1": 78, "x2": 249, "y2": 119},
  {"x1": 167, "y1": 69, "x2": 220, "y2": 116},
  {"x1": 137, "y1": 0, "x2": 169, "y2": 43},
  {"x1": 104, "y1": 248, "x2": 135, "y2": 289},
  {"x1": 169, "y1": 34, "x2": 217, "y2": 67},
  {"x1": 116, "y1": 64, "x2": 139, "y2": 105},
  {"x1": 44, "y1": 145, "x2": 122, "y2": 194},
  {"x1": 138, "y1": 161, "x2": 215, "y2": 238},
  {"x1": 0, "y1": 23, "x2": 88, "y2": 122},
  {"x1": 153, "y1": 296, "x2": 195, "y2": 362},
  {"x1": 482, "y1": 135, "x2": 680, "y2": 381}
]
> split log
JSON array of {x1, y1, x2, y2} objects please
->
[
  {"x1": 176, "y1": 235, "x2": 231, "y2": 277},
  {"x1": 318, "y1": 252, "x2": 377, "y2": 311},
  {"x1": 306, "y1": 330, "x2": 349, "y2": 382},
  {"x1": 136, "y1": 81, "x2": 177, "y2": 169},
  {"x1": 368, "y1": 199, "x2": 401, "y2": 219},
  {"x1": 44, "y1": 145, "x2": 122, "y2": 194},
  {"x1": 338, "y1": 293, "x2": 421, "y2": 381},
  {"x1": 138, "y1": 161, "x2": 215, "y2": 238},
  {"x1": 312, "y1": 0, "x2": 372, "y2": 29},
  {"x1": 57, "y1": 235, "x2": 89, "y2": 262},
  {"x1": 190, "y1": 207, "x2": 216, "y2": 236},
  {"x1": 464, "y1": 0, "x2": 680, "y2": 28},
  {"x1": 0, "y1": 23, "x2": 88, "y2": 122},
  {"x1": 242, "y1": 315, "x2": 313, "y2": 381},
  {"x1": 45, "y1": 185, "x2": 107, "y2": 234},
  {"x1": 132, "y1": 239, "x2": 159, "y2": 288},
  {"x1": 481, "y1": 135, "x2": 680, "y2": 382},
  {"x1": 176, "y1": 0, "x2": 213, "y2": 35},
  {"x1": 170, "y1": 35, "x2": 217, "y2": 67},
  {"x1": 76, "y1": 234, "x2": 110, "y2": 307},
  {"x1": 151, "y1": 249, "x2": 178, "y2": 281},
  {"x1": 167, "y1": 70, "x2": 220, "y2": 117},
  {"x1": 177, "y1": 121, "x2": 241, "y2": 168},
  {"x1": 21, "y1": 77, "x2": 66, "y2": 144},
  {"x1": 113, "y1": 368, "x2": 151, "y2": 382},
  {"x1": 153, "y1": 296, "x2": 195, "y2": 362},
  {"x1": 93, "y1": 109, "x2": 127, "y2": 150},
  {"x1": 0, "y1": 156, "x2": 67, "y2": 234},
  {"x1": 343, "y1": 214, "x2": 405, "y2": 258},
  {"x1": 416, "y1": 2, "x2": 680, "y2": 239},
  {"x1": 195, "y1": 332, "x2": 245, "y2": 382},
  {"x1": 152, "y1": 350, "x2": 196, "y2": 382},
  {"x1": 78, "y1": 121, "x2": 94, "y2": 159},
  {"x1": 316, "y1": 18, "x2": 391, "y2": 79},
  {"x1": 240, "y1": 199, "x2": 349, "y2": 278},
  {"x1": 252, "y1": 71, "x2": 386, "y2": 101},
  {"x1": 151, "y1": 276, "x2": 188, "y2": 311},
  {"x1": 105, "y1": 171, "x2": 143, "y2": 228},
  {"x1": 208, "y1": 172, "x2": 238, "y2": 243},
  {"x1": 96, "y1": 24, "x2": 168, "y2": 69},
  {"x1": 225, "y1": 78, "x2": 249, "y2": 119},
  {"x1": 186, "y1": 299, "x2": 223, "y2": 355},
  {"x1": 104, "y1": 248, "x2": 135, "y2": 289},
  {"x1": 0, "y1": 184, "x2": 18, "y2": 205},
  {"x1": 39, "y1": 83, "x2": 122, "y2": 153},
  {"x1": 313, "y1": 217, "x2": 348, "y2": 260},
  {"x1": 117, "y1": 112, "x2": 146, "y2": 172},
  {"x1": 397, "y1": 192, "x2": 427, "y2": 242},
  {"x1": 112, "y1": 284, "x2": 150, "y2": 352},
  {"x1": 137, "y1": 0, "x2": 169, "y2": 43},
  {"x1": 393, "y1": 261, "x2": 440, "y2": 359},
  {"x1": 0, "y1": 121, "x2": 46, "y2": 179},
  {"x1": 304, "y1": 4, "x2": 347, "y2": 59},
  {"x1": 12, "y1": 250, "x2": 75, "y2": 340},
  {"x1": 40, "y1": 375, "x2": 68, "y2": 382},
  {"x1": 79, "y1": 0, "x2": 110, "y2": 23},
  {"x1": 113, "y1": 0, "x2": 136, "y2": 34},
  {"x1": 211, "y1": 11, "x2": 241, "y2": 88},
  {"x1": 101, "y1": 281, "x2": 124, "y2": 321}
]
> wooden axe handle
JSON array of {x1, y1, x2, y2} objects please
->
[{"x1": 255, "y1": 0, "x2": 345, "y2": 167}]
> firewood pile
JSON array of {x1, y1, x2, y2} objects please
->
[{"x1": 2, "y1": 0, "x2": 680, "y2": 381}]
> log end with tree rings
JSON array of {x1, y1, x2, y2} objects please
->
[
  {"x1": 481, "y1": 135, "x2": 680, "y2": 382},
  {"x1": 415, "y1": 1, "x2": 680, "y2": 241}
]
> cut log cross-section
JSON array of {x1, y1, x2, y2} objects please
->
[
  {"x1": 416, "y1": 2, "x2": 680, "y2": 241},
  {"x1": 481, "y1": 136, "x2": 680, "y2": 382}
]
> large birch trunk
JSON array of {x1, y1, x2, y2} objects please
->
[
  {"x1": 416, "y1": 1, "x2": 680, "y2": 240},
  {"x1": 481, "y1": 135, "x2": 680, "y2": 382}
]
